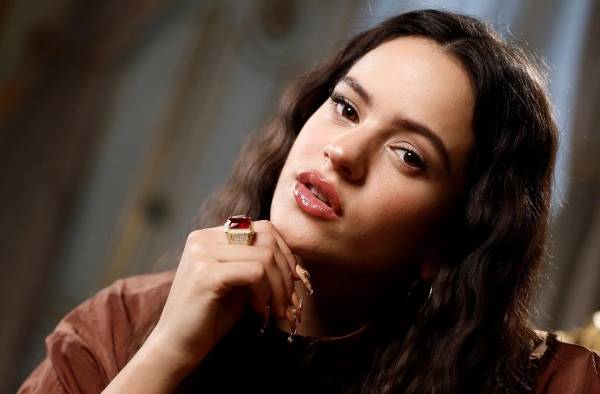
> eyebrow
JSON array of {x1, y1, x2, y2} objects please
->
[{"x1": 338, "y1": 75, "x2": 452, "y2": 172}]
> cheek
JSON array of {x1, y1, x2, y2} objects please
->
[
  {"x1": 290, "y1": 115, "x2": 329, "y2": 156},
  {"x1": 359, "y1": 173, "x2": 441, "y2": 224},
  {"x1": 347, "y1": 179, "x2": 446, "y2": 259}
]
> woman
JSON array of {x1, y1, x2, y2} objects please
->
[{"x1": 19, "y1": 8, "x2": 600, "y2": 393}]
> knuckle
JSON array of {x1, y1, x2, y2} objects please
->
[
  {"x1": 205, "y1": 271, "x2": 227, "y2": 295},
  {"x1": 186, "y1": 230, "x2": 199, "y2": 243},
  {"x1": 261, "y1": 232, "x2": 277, "y2": 248},
  {"x1": 186, "y1": 229, "x2": 205, "y2": 243},
  {"x1": 193, "y1": 263, "x2": 213, "y2": 286},
  {"x1": 261, "y1": 219, "x2": 274, "y2": 229},
  {"x1": 185, "y1": 239, "x2": 207, "y2": 255},
  {"x1": 255, "y1": 220, "x2": 275, "y2": 234},
  {"x1": 268, "y1": 235, "x2": 279, "y2": 250},
  {"x1": 188, "y1": 242, "x2": 206, "y2": 255},
  {"x1": 254, "y1": 219, "x2": 269, "y2": 227},
  {"x1": 250, "y1": 262, "x2": 266, "y2": 281},
  {"x1": 259, "y1": 247, "x2": 275, "y2": 263},
  {"x1": 252, "y1": 220, "x2": 266, "y2": 231},
  {"x1": 185, "y1": 229, "x2": 215, "y2": 255}
]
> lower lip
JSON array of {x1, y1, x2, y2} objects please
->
[{"x1": 293, "y1": 181, "x2": 339, "y2": 220}]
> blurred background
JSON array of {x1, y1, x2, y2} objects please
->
[{"x1": 1, "y1": 0, "x2": 599, "y2": 391}]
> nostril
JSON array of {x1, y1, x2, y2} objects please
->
[
  {"x1": 324, "y1": 148, "x2": 354, "y2": 179},
  {"x1": 340, "y1": 165, "x2": 352, "y2": 178}
]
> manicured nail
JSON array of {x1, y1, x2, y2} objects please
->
[
  {"x1": 292, "y1": 255, "x2": 302, "y2": 280},
  {"x1": 302, "y1": 269, "x2": 310, "y2": 279},
  {"x1": 289, "y1": 294, "x2": 302, "y2": 324},
  {"x1": 286, "y1": 306, "x2": 298, "y2": 343},
  {"x1": 291, "y1": 290, "x2": 300, "y2": 308},
  {"x1": 295, "y1": 265, "x2": 314, "y2": 295}
]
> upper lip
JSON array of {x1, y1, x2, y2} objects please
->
[{"x1": 296, "y1": 170, "x2": 343, "y2": 215}]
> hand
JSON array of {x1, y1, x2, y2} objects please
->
[{"x1": 147, "y1": 220, "x2": 304, "y2": 370}]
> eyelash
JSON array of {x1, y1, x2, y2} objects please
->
[
  {"x1": 392, "y1": 145, "x2": 428, "y2": 170},
  {"x1": 330, "y1": 91, "x2": 359, "y2": 122},
  {"x1": 328, "y1": 91, "x2": 428, "y2": 170}
]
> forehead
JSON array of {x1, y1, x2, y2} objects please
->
[{"x1": 346, "y1": 36, "x2": 475, "y2": 173}]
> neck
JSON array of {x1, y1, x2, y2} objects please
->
[{"x1": 275, "y1": 257, "x2": 412, "y2": 338}]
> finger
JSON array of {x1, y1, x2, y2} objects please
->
[
  {"x1": 212, "y1": 261, "x2": 270, "y2": 313},
  {"x1": 252, "y1": 226, "x2": 295, "y2": 298},
  {"x1": 295, "y1": 263, "x2": 314, "y2": 296},
  {"x1": 253, "y1": 247, "x2": 291, "y2": 319},
  {"x1": 206, "y1": 244, "x2": 290, "y2": 319},
  {"x1": 205, "y1": 222, "x2": 298, "y2": 282},
  {"x1": 248, "y1": 283, "x2": 271, "y2": 315},
  {"x1": 210, "y1": 260, "x2": 264, "y2": 293},
  {"x1": 257, "y1": 220, "x2": 300, "y2": 280},
  {"x1": 199, "y1": 243, "x2": 291, "y2": 295},
  {"x1": 198, "y1": 226, "x2": 239, "y2": 245},
  {"x1": 195, "y1": 225, "x2": 293, "y2": 315},
  {"x1": 285, "y1": 305, "x2": 298, "y2": 334},
  {"x1": 203, "y1": 238, "x2": 293, "y2": 303},
  {"x1": 290, "y1": 291, "x2": 302, "y2": 324}
]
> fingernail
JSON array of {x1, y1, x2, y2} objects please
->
[
  {"x1": 303, "y1": 269, "x2": 310, "y2": 280},
  {"x1": 288, "y1": 303, "x2": 301, "y2": 324},
  {"x1": 286, "y1": 306, "x2": 298, "y2": 344},
  {"x1": 287, "y1": 305, "x2": 297, "y2": 322},
  {"x1": 287, "y1": 306, "x2": 297, "y2": 326},
  {"x1": 295, "y1": 264, "x2": 314, "y2": 296},
  {"x1": 292, "y1": 255, "x2": 301, "y2": 280},
  {"x1": 291, "y1": 291, "x2": 300, "y2": 308}
]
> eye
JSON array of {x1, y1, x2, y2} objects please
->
[
  {"x1": 330, "y1": 92, "x2": 359, "y2": 122},
  {"x1": 393, "y1": 146, "x2": 428, "y2": 169}
]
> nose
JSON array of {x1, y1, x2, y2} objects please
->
[{"x1": 322, "y1": 132, "x2": 368, "y2": 181}]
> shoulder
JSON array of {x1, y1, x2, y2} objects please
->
[
  {"x1": 532, "y1": 330, "x2": 600, "y2": 394},
  {"x1": 55, "y1": 270, "x2": 175, "y2": 346},
  {"x1": 53, "y1": 270, "x2": 176, "y2": 356},
  {"x1": 88, "y1": 270, "x2": 176, "y2": 317},
  {"x1": 18, "y1": 270, "x2": 175, "y2": 393}
]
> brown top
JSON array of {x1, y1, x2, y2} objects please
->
[{"x1": 18, "y1": 271, "x2": 600, "y2": 393}]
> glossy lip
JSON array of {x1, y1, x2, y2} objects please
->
[{"x1": 294, "y1": 170, "x2": 343, "y2": 218}]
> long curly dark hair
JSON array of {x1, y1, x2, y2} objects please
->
[{"x1": 193, "y1": 8, "x2": 558, "y2": 393}]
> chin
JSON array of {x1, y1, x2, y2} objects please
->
[
  {"x1": 270, "y1": 206, "x2": 326, "y2": 259},
  {"x1": 271, "y1": 209, "x2": 309, "y2": 249},
  {"x1": 270, "y1": 180, "x2": 344, "y2": 263}
]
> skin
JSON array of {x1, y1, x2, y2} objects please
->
[
  {"x1": 270, "y1": 36, "x2": 475, "y2": 337},
  {"x1": 103, "y1": 36, "x2": 475, "y2": 392}
]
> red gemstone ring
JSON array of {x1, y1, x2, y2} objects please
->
[{"x1": 224, "y1": 215, "x2": 256, "y2": 245}]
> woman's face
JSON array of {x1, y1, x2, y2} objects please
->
[{"x1": 270, "y1": 36, "x2": 475, "y2": 276}]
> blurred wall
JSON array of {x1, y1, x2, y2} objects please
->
[{"x1": 1, "y1": 0, "x2": 599, "y2": 392}]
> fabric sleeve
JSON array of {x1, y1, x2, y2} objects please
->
[
  {"x1": 17, "y1": 271, "x2": 174, "y2": 394},
  {"x1": 533, "y1": 333, "x2": 600, "y2": 393}
]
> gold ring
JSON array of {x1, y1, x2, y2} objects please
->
[{"x1": 224, "y1": 215, "x2": 256, "y2": 245}]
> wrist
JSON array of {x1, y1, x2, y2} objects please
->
[
  {"x1": 140, "y1": 330, "x2": 202, "y2": 377},
  {"x1": 103, "y1": 330, "x2": 200, "y2": 393}
]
